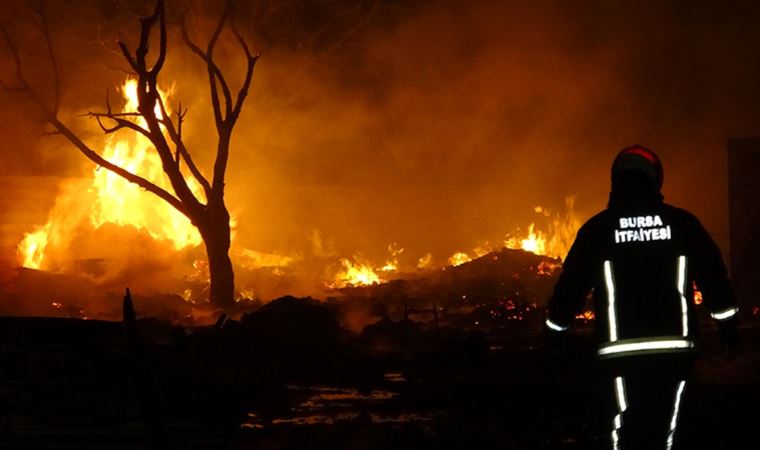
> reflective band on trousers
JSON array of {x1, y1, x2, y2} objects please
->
[
  {"x1": 598, "y1": 338, "x2": 695, "y2": 357},
  {"x1": 610, "y1": 377, "x2": 687, "y2": 450},
  {"x1": 603, "y1": 260, "x2": 619, "y2": 342},
  {"x1": 676, "y1": 256, "x2": 689, "y2": 337},
  {"x1": 666, "y1": 381, "x2": 687, "y2": 450},
  {"x1": 614, "y1": 377, "x2": 628, "y2": 412},
  {"x1": 611, "y1": 377, "x2": 628, "y2": 450},
  {"x1": 545, "y1": 318, "x2": 569, "y2": 332},
  {"x1": 711, "y1": 307, "x2": 739, "y2": 321}
]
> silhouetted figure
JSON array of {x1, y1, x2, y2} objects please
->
[{"x1": 545, "y1": 145, "x2": 740, "y2": 450}]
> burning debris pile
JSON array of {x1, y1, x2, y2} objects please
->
[{"x1": 336, "y1": 247, "x2": 564, "y2": 332}]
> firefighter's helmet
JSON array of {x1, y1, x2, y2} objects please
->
[{"x1": 611, "y1": 145, "x2": 664, "y2": 190}]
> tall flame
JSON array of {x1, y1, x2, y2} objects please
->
[
  {"x1": 17, "y1": 225, "x2": 49, "y2": 269},
  {"x1": 90, "y1": 79, "x2": 202, "y2": 249},
  {"x1": 17, "y1": 78, "x2": 204, "y2": 270},
  {"x1": 504, "y1": 197, "x2": 581, "y2": 259}
]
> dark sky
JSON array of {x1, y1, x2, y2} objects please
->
[{"x1": 2, "y1": 0, "x2": 759, "y2": 282}]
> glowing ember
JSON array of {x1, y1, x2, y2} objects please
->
[
  {"x1": 692, "y1": 281, "x2": 703, "y2": 305},
  {"x1": 575, "y1": 310, "x2": 595, "y2": 321},
  {"x1": 417, "y1": 253, "x2": 433, "y2": 269},
  {"x1": 537, "y1": 259, "x2": 561, "y2": 276}
]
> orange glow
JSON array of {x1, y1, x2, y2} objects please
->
[
  {"x1": 692, "y1": 281, "x2": 703, "y2": 305},
  {"x1": 238, "y1": 248, "x2": 296, "y2": 270},
  {"x1": 417, "y1": 253, "x2": 433, "y2": 269},
  {"x1": 18, "y1": 225, "x2": 49, "y2": 269},
  {"x1": 331, "y1": 257, "x2": 382, "y2": 288},
  {"x1": 379, "y1": 243, "x2": 404, "y2": 272},
  {"x1": 576, "y1": 310, "x2": 595, "y2": 321},
  {"x1": 537, "y1": 259, "x2": 561, "y2": 276},
  {"x1": 504, "y1": 197, "x2": 581, "y2": 259},
  {"x1": 16, "y1": 78, "x2": 205, "y2": 270},
  {"x1": 448, "y1": 252, "x2": 472, "y2": 267},
  {"x1": 90, "y1": 79, "x2": 202, "y2": 249},
  {"x1": 512, "y1": 223, "x2": 545, "y2": 255}
]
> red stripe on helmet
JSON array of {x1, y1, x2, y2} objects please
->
[{"x1": 622, "y1": 146, "x2": 658, "y2": 165}]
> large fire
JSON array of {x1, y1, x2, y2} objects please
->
[
  {"x1": 15, "y1": 79, "x2": 581, "y2": 299},
  {"x1": 91, "y1": 80, "x2": 203, "y2": 249},
  {"x1": 17, "y1": 79, "x2": 203, "y2": 271}
]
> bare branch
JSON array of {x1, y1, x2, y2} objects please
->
[
  {"x1": 117, "y1": 41, "x2": 140, "y2": 73},
  {"x1": 86, "y1": 111, "x2": 142, "y2": 118},
  {"x1": 134, "y1": 0, "x2": 162, "y2": 74},
  {"x1": 311, "y1": 0, "x2": 378, "y2": 64},
  {"x1": 207, "y1": 0, "x2": 231, "y2": 58},
  {"x1": 0, "y1": 22, "x2": 30, "y2": 91},
  {"x1": 205, "y1": 27, "x2": 259, "y2": 192},
  {"x1": 177, "y1": 101, "x2": 186, "y2": 138},
  {"x1": 89, "y1": 112, "x2": 152, "y2": 139},
  {"x1": 180, "y1": 6, "x2": 233, "y2": 126},
  {"x1": 31, "y1": 1, "x2": 61, "y2": 114},
  {"x1": 230, "y1": 27, "x2": 260, "y2": 122},
  {"x1": 154, "y1": 93, "x2": 212, "y2": 196},
  {"x1": 49, "y1": 117, "x2": 188, "y2": 217},
  {"x1": 150, "y1": 0, "x2": 167, "y2": 76}
]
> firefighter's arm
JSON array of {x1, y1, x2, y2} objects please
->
[
  {"x1": 690, "y1": 217, "x2": 740, "y2": 351},
  {"x1": 545, "y1": 225, "x2": 595, "y2": 335}
]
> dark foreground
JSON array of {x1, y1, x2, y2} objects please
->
[{"x1": 0, "y1": 303, "x2": 758, "y2": 450}]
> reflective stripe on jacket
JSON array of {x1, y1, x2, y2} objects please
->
[{"x1": 546, "y1": 202, "x2": 736, "y2": 360}]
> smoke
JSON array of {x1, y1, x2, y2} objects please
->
[{"x1": 2, "y1": 0, "x2": 760, "y2": 312}]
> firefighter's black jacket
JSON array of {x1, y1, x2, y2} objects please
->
[{"x1": 546, "y1": 172, "x2": 739, "y2": 360}]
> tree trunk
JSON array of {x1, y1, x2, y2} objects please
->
[{"x1": 200, "y1": 202, "x2": 235, "y2": 310}]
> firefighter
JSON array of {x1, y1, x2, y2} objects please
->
[{"x1": 545, "y1": 145, "x2": 740, "y2": 450}]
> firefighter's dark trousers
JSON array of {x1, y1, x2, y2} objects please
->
[{"x1": 604, "y1": 356, "x2": 693, "y2": 450}]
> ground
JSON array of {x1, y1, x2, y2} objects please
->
[{"x1": 0, "y1": 305, "x2": 757, "y2": 450}]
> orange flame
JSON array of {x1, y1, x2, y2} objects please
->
[
  {"x1": 18, "y1": 225, "x2": 49, "y2": 269},
  {"x1": 17, "y1": 78, "x2": 205, "y2": 269},
  {"x1": 505, "y1": 197, "x2": 581, "y2": 259},
  {"x1": 331, "y1": 257, "x2": 381, "y2": 288},
  {"x1": 692, "y1": 281, "x2": 703, "y2": 305},
  {"x1": 448, "y1": 252, "x2": 472, "y2": 267},
  {"x1": 379, "y1": 243, "x2": 404, "y2": 272},
  {"x1": 90, "y1": 79, "x2": 202, "y2": 249}
]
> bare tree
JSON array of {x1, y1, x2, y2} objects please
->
[{"x1": 0, "y1": 0, "x2": 258, "y2": 310}]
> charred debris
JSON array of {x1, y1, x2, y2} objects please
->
[{"x1": 1, "y1": 248, "x2": 758, "y2": 449}]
